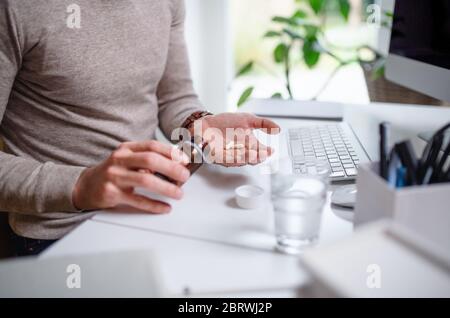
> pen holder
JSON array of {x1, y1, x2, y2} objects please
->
[{"x1": 354, "y1": 163, "x2": 450, "y2": 253}]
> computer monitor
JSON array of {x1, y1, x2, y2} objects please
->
[{"x1": 385, "y1": 0, "x2": 450, "y2": 102}]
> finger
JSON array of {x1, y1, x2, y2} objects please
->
[
  {"x1": 248, "y1": 115, "x2": 280, "y2": 134},
  {"x1": 120, "y1": 191, "x2": 171, "y2": 214},
  {"x1": 120, "y1": 140, "x2": 189, "y2": 163},
  {"x1": 246, "y1": 149, "x2": 260, "y2": 165},
  {"x1": 112, "y1": 169, "x2": 184, "y2": 200},
  {"x1": 250, "y1": 141, "x2": 273, "y2": 160},
  {"x1": 120, "y1": 152, "x2": 190, "y2": 183},
  {"x1": 243, "y1": 135, "x2": 272, "y2": 163},
  {"x1": 245, "y1": 134, "x2": 263, "y2": 151},
  {"x1": 256, "y1": 146, "x2": 270, "y2": 164},
  {"x1": 229, "y1": 131, "x2": 273, "y2": 156}
]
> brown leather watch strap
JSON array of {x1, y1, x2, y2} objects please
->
[{"x1": 181, "y1": 111, "x2": 213, "y2": 130}]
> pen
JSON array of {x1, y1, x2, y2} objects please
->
[
  {"x1": 396, "y1": 166, "x2": 407, "y2": 188},
  {"x1": 395, "y1": 141, "x2": 418, "y2": 186},
  {"x1": 418, "y1": 122, "x2": 450, "y2": 184},
  {"x1": 420, "y1": 134, "x2": 443, "y2": 184},
  {"x1": 443, "y1": 165, "x2": 450, "y2": 183},
  {"x1": 433, "y1": 139, "x2": 450, "y2": 183},
  {"x1": 387, "y1": 148, "x2": 400, "y2": 188},
  {"x1": 379, "y1": 122, "x2": 390, "y2": 180}
]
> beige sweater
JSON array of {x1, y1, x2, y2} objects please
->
[{"x1": 0, "y1": 0, "x2": 204, "y2": 239}]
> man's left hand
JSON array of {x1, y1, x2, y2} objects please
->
[{"x1": 190, "y1": 113, "x2": 281, "y2": 167}]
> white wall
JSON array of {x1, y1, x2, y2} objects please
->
[{"x1": 185, "y1": 0, "x2": 232, "y2": 114}]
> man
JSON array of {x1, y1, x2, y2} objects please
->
[{"x1": 0, "y1": 0, "x2": 279, "y2": 256}]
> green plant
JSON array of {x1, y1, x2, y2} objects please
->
[
  {"x1": 235, "y1": 0, "x2": 395, "y2": 107},
  {"x1": 235, "y1": 0, "x2": 354, "y2": 107}
]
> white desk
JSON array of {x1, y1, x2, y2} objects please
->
[
  {"x1": 43, "y1": 101, "x2": 450, "y2": 297},
  {"x1": 43, "y1": 152, "x2": 353, "y2": 296},
  {"x1": 44, "y1": 220, "x2": 307, "y2": 297}
]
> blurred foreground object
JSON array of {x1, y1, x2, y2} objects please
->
[
  {"x1": 300, "y1": 221, "x2": 450, "y2": 298},
  {"x1": 0, "y1": 250, "x2": 164, "y2": 298}
]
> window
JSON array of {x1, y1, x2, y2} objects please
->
[{"x1": 229, "y1": 0, "x2": 377, "y2": 110}]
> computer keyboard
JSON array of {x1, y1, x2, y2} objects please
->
[{"x1": 288, "y1": 124, "x2": 363, "y2": 182}]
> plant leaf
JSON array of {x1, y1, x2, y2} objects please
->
[
  {"x1": 274, "y1": 43, "x2": 288, "y2": 63},
  {"x1": 338, "y1": 0, "x2": 351, "y2": 21},
  {"x1": 383, "y1": 10, "x2": 393, "y2": 18},
  {"x1": 237, "y1": 87, "x2": 254, "y2": 107},
  {"x1": 371, "y1": 59, "x2": 386, "y2": 81},
  {"x1": 264, "y1": 31, "x2": 281, "y2": 38},
  {"x1": 308, "y1": 0, "x2": 325, "y2": 15},
  {"x1": 236, "y1": 61, "x2": 254, "y2": 77},
  {"x1": 371, "y1": 65, "x2": 385, "y2": 81},
  {"x1": 291, "y1": 9, "x2": 308, "y2": 20},
  {"x1": 283, "y1": 28, "x2": 303, "y2": 40},
  {"x1": 303, "y1": 39, "x2": 321, "y2": 68},
  {"x1": 272, "y1": 16, "x2": 298, "y2": 26},
  {"x1": 305, "y1": 25, "x2": 319, "y2": 37},
  {"x1": 271, "y1": 93, "x2": 283, "y2": 99}
]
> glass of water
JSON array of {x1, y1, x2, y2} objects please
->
[{"x1": 271, "y1": 157, "x2": 330, "y2": 254}]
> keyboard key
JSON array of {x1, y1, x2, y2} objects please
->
[
  {"x1": 331, "y1": 172, "x2": 345, "y2": 178},
  {"x1": 290, "y1": 140, "x2": 303, "y2": 156},
  {"x1": 289, "y1": 124, "x2": 363, "y2": 181}
]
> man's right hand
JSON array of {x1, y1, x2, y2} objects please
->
[{"x1": 72, "y1": 140, "x2": 190, "y2": 214}]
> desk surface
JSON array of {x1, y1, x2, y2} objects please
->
[
  {"x1": 44, "y1": 220, "x2": 306, "y2": 297},
  {"x1": 43, "y1": 101, "x2": 450, "y2": 297},
  {"x1": 44, "y1": 162, "x2": 353, "y2": 296}
]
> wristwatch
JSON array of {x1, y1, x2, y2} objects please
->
[{"x1": 181, "y1": 111, "x2": 213, "y2": 130}]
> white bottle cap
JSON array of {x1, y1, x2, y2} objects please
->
[{"x1": 235, "y1": 185, "x2": 265, "y2": 209}]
